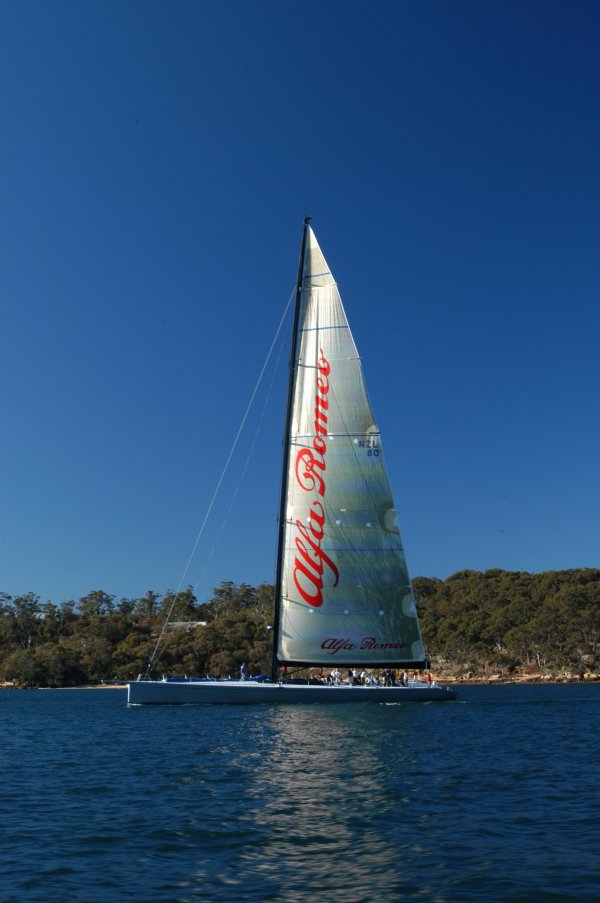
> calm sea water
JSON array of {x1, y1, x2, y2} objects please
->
[{"x1": 1, "y1": 684, "x2": 598, "y2": 902}]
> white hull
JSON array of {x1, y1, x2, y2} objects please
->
[{"x1": 127, "y1": 679, "x2": 457, "y2": 705}]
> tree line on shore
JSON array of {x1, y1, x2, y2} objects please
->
[{"x1": 0, "y1": 568, "x2": 598, "y2": 687}]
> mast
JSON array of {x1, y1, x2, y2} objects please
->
[{"x1": 270, "y1": 217, "x2": 311, "y2": 681}]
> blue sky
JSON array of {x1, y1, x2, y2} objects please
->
[{"x1": 1, "y1": 0, "x2": 598, "y2": 604}]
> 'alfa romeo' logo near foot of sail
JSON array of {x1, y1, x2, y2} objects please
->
[
  {"x1": 293, "y1": 349, "x2": 339, "y2": 607},
  {"x1": 321, "y1": 638, "x2": 410, "y2": 654}
]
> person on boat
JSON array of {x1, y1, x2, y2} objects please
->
[
  {"x1": 240, "y1": 662, "x2": 246, "y2": 681},
  {"x1": 401, "y1": 670, "x2": 408, "y2": 687},
  {"x1": 425, "y1": 670, "x2": 432, "y2": 685}
]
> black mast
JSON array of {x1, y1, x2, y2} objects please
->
[{"x1": 270, "y1": 217, "x2": 311, "y2": 681}]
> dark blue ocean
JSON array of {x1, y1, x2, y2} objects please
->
[{"x1": 1, "y1": 684, "x2": 598, "y2": 902}]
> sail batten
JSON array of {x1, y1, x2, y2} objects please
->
[{"x1": 275, "y1": 225, "x2": 426, "y2": 669}]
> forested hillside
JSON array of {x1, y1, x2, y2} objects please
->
[
  {"x1": 1, "y1": 569, "x2": 598, "y2": 687},
  {"x1": 413, "y1": 568, "x2": 599, "y2": 677}
]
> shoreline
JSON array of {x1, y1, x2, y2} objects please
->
[
  {"x1": 1, "y1": 675, "x2": 599, "y2": 691},
  {"x1": 0, "y1": 683, "x2": 128, "y2": 691}
]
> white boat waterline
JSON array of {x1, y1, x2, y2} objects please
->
[
  {"x1": 128, "y1": 678, "x2": 456, "y2": 705},
  {"x1": 128, "y1": 220, "x2": 457, "y2": 705}
]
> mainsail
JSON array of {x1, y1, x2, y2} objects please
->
[{"x1": 275, "y1": 223, "x2": 427, "y2": 668}]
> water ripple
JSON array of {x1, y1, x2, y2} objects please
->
[{"x1": 0, "y1": 684, "x2": 598, "y2": 901}]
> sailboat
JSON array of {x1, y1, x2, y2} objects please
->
[{"x1": 128, "y1": 220, "x2": 456, "y2": 704}]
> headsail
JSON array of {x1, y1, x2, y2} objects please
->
[{"x1": 275, "y1": 224, "x2": 426, "y2": 669}]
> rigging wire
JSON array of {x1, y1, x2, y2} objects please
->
[
  {"x1": 142, "y1": 288, "x2": 295, "y2": 679},
  {"x1": 192, "y1": 321, "x2": 287, "y2": 592}
]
